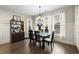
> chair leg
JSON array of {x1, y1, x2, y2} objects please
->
[
  {"x1": 33, "y1": 39, "x2": 34, "y2": 43},
  {"x1": 34, "y1": 40, "x2": 36, "y2": 47},
  {"x1": 51, "y1": 43, "x2": 52, "y2": 51},
  {"x1": 39, "y1": 42, "x2": 41, "y2": 47},
  {"x1": 39, "y1": 42, "x2": 41, "y2": 50},
  {"x1": 33, "y1": 40, "x2": 35, "y2": 47},
  {"x1": 53, "y1": 42, "x2": 54, "y2": 47},
  {"x1": 48, "y1": 42, "x2": 49, "y2": 45},
  {"x1": 30, "y1": 39, "x2": 31, "y2": 44}
]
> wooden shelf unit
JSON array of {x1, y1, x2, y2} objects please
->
[{"x1": 10, "y1": 15, "x2": 25, "y2": 43}]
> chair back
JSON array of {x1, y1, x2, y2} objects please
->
[
  {"x1": 29, "y1": 30, "x2": 34, "y2": 40},
  {"x1": 51, "y1": 31, "x2": 54, "y2": 42},
  {"x1": 34, "y1": 31, "x2": 40, "y2": 41}
]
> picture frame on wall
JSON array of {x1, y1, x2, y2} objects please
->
[{"x1": 13, "y1": 15, "x2": 21, "y2": 21}]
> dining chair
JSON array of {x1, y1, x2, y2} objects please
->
[
  {"x1": 29, "y1": 30, "x2": 34, "y2": 44},
  {"x1": 44, "y1": 31, "x2": 54, "y2": 51},
  {"x1": 34, "y1": 31, "x2": 42, "y2": 48}
]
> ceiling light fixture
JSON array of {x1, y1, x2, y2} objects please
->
[{"x1": 37, "y1": 6, "x2": 43, "y2": 31}]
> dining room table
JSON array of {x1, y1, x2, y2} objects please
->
[{"x1": 39, "y1": 32, "x2": 51, "y2": 49}]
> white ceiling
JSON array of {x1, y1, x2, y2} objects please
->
[{"x1": 0, "y1": 5, "x2": 66, "y2": 16}]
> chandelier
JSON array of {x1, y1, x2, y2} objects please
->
[{"x1": 37, "y1": 6, "x2": 43, "y2": 30}]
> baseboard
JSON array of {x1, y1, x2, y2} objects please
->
[
  {"x1": 54, "y1": 35, "x2": 76, "y2": 46},
  {"x1": 76, "y1": 42, "x2": 79, "y2": 51},
  {"x1": 24, "y1": 37, "x2": 29, "y2": 39},
  {"x1": 0, "y1": 42, "x2": 10, "y2": 46},
  {"x1": 54, "y1": 39, "x2": 76, "y2": 46}
]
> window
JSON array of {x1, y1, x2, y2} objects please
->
[
  {"x1": 54, "y1": 14, "x2": 60, "y2": 34},
  {"x1": 52, "y1": 11, "x2": 65, "y2": 39}
]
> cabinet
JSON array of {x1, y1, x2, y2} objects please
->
[{"x1": 10, "y1": 15, "x2": 25, "y2": 43}]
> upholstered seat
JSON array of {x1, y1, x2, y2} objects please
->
[{"x1": 44, "y1": 38, "x2": 51, "y2": 41}]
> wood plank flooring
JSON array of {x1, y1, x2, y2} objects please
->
[{"x1": 0, "y1": 39, "x2": 78, "y2": 54}]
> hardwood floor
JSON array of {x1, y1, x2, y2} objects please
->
[{"x1": 0, "y1": 39, "x2": 78, "y2": 54}]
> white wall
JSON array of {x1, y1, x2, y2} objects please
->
[
  {"x1": 0, "y1": 8, "x2": 31, "y2": 44},
  {"x1": 65, "y1": 6, "x2": 75, "y2": 45},
  {"x1": 75, "y1": 5, "x2": 79, "y2": 50}
]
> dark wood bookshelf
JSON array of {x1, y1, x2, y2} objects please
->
[{"x1": 10, "y1": 15, "x2": 25, "y2": 43}]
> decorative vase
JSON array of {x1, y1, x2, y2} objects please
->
[{"x1": 45, "y1": 26, "x2": 49, "y2": 33}]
